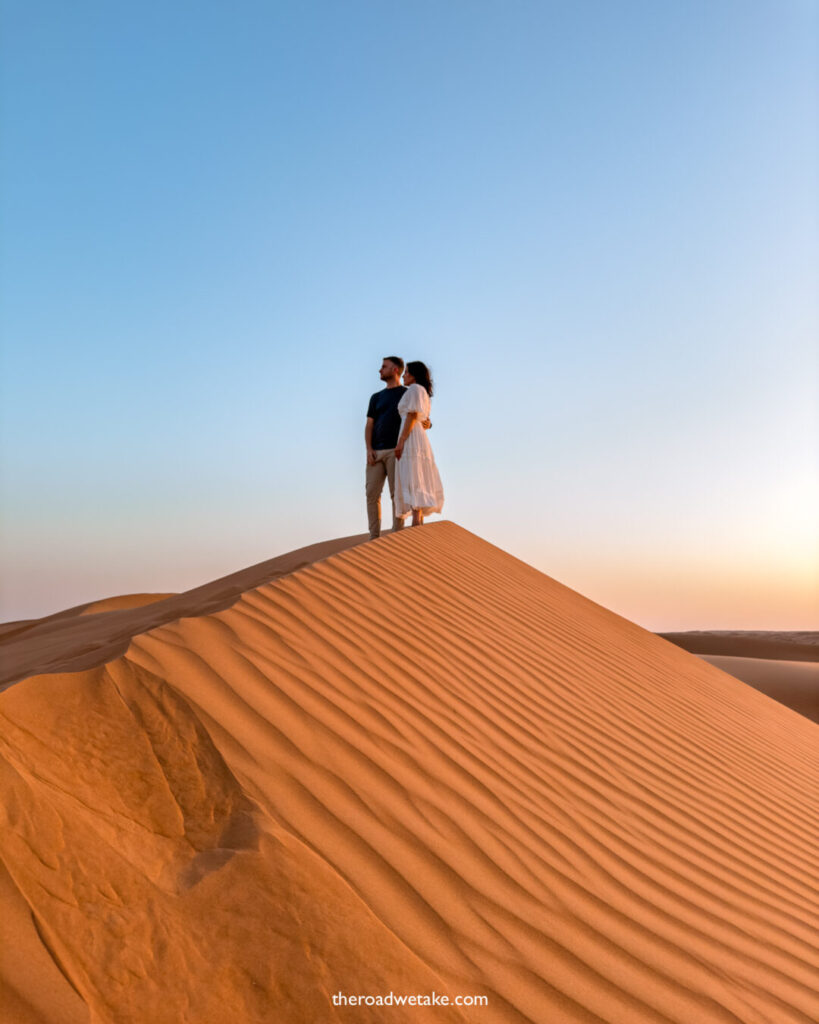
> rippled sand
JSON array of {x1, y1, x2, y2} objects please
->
[{"x1": 2, "y1": 523, "x2": 816, "y2": 1023}]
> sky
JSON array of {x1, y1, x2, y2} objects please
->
[{"x1": 1, "y1": 0, "x2": 817, "y2": 631}]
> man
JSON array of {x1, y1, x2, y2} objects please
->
[{"x1": 365, "y1": 356, "x2": 407, "y2": 539}]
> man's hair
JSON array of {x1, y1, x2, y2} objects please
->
[{"x1": 384, "y1": 356, "x2": 404, "y2": 372}]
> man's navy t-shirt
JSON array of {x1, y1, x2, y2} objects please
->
[{"x1": 367, "y1": 386, "x2": 406, "y2": 450}]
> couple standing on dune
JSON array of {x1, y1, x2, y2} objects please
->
[{"x1": 365, "y1": 356, "x2": 444, "y2": 538}]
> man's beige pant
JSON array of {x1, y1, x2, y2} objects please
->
[{"x1": 366, "y1": 449, "x2": 405, "y2": 539}]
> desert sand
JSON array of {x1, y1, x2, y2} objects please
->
[
  {"x1": 659, "y1": 633, "x2": 819, "y2": 725},
  {"x1": 1, "y1": 522, "x2": 817, "y2": 1023},
  {"x1": 698, "y1": 656, "x2": 819, "y2": 725}
]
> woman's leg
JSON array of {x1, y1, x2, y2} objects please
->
[{"x1": 411, "y1": 509, "x2": 424, "y2": 526}]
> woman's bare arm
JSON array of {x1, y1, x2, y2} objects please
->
[{"x1": 394, "y1": 411, "x2": 418, "y2": 459}]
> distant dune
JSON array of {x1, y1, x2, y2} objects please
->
[
  {"x1": 659, "y1": 629, "x2": 818, "y2": 662},
  {"x1": 697, "y1": 655, "x2": 819, "y2": 725},
  {"x1": 1, "y1": 523, "x2": 816, "y2": 1023},
  {"x1": 659, "y1": 632, "x2": 818, "y2": 724}
]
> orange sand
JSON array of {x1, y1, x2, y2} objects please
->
[
  {"x1": 1, "y1": 523, "x2": 817, "y2": 1023},
  {"x1": 0, "y1": 532, "x2": 368, "y2": 689},
  {"x1": 699, "y1": 655, "x2": 819, "y2": 725}
]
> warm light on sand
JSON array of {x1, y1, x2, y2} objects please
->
[{"x1": 1, "y1": 524, "x2": 816, "y2": 1023}]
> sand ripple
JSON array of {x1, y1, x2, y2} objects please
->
[{"x1": 1, "y1": 523, "x2": 816, "y2": 1023}]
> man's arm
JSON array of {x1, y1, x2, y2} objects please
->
[{"x1": 365, "y1": 417, "x2": 376, "y2": 465}]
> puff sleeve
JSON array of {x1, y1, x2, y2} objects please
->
[{"x1": 401, "y1": 383, "x2": 427, "y2": 414}]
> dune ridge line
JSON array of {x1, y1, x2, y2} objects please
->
[{"x1": 1, "y1": 522, "x2": 817, "y2": 1023}]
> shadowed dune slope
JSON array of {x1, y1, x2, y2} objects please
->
[
  {"x1": 78, "y1": 593, "x2": 178, "y2": 615},
  {"x1": 1, "y1": 522, "x2": 817, "y2": 1024},
  {"x1": 0, "y1": 532, "x2": 368, "y2": 689}
]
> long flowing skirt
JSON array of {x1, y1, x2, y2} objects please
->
[{"x1": 394, "y1": 426, "x2": 444, "y2": 518}]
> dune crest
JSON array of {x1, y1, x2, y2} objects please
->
[
  {"x1": 0, "y1": 532, "x2": 368, "y2": 688},
  {"x1": 1, "y1": 523, "x2": 817, "y2": 1023},
  {"x1": 78, "y1": 593, "x2": 177, "y2": 615}
]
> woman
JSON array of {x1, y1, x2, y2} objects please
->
[{"x1": 394, "y1": 361, "x2": 444, "y2": 526}]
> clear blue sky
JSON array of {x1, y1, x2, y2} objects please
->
[{"x1": 1, "y1": 0, "x2": 817, "y2": 629}]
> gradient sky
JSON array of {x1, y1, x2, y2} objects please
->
[{"x1": 1, "y1": 0, "x2": 817, "y2": 630}]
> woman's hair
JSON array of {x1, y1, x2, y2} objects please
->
[{"x1": 406, "y1": 360, "x2": 434, "y2": 396}]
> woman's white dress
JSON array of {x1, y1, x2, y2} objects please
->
[{"x1": 394, "y1": 383, "x2": 444, "y2": 518}]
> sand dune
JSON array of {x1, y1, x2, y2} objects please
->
[
  {"x1": 697, "y1": 655, "x2": 819, "y2": 725},
  {"x1": 660, "y1": 630, "x2": 818, "y2": 663},
  {"x1": 0, "y1": 532, "x2": 368, "y2": 689},
  {"x1": 1, "y1": 523, "x2": 817, "y2": 1024},
  {"x1": 78, "y1": 593, "x2": 177, "y2": 615},
  {"x1": 660, "y1": 632, "x2": 819, "y2": 723}
]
